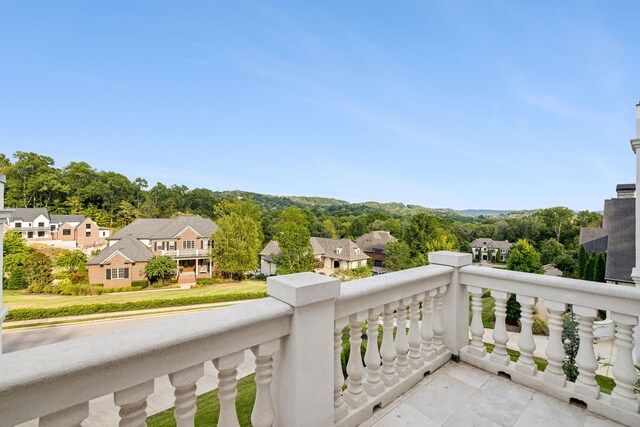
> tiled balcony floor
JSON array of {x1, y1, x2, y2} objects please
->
[{"x1": 359, "y1": 362, "x2": 623, "y2": 427}]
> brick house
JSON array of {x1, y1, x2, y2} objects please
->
[
  {"x1": 87, "y1": 215, "x2": 218, "y2": 287},
  {"x1": 470, "y1": 238, "x2": 512, "y2": 262},
  {"x1": 356, "y1": 230, "x2": 397, "y2": 274}
]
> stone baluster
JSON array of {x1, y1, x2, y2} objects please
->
[
  {"x1": 408, "y1": 295, "x2": 423, "y2": 369},
  {"x1": 344, "y1": 312, "x2": 367, "y2": 408},
  {"x1": 380, "y1": 302, "x2": 399, "y2": 386},
  {"x1": 490, "y1": 291, "x2": 509, "y2": 366},
  {"x1": 468, "y1": 286, "x2": 486, "y2": 357},
  {"x1": 169, "y1": 364, "x2": 205, "y2": 427},
  {"x1": 420, "y1": 291, "x2": 435, "y2": 361},
  {"x1": 574, "y1": 306, "x2": 599, "y2": 398},
  {"x1": 611, "y1": 313, "x2": 640, "y2": 412},
  {"x1": 515, "y1": 295, "x2": 537, "y2": 376},
  {"x1": 39, "y1": 402, "x2": 89, "y2": 427},
  {"x1": 363, "y1": 308, "x2": 384, "y2": 397},
  {"x1": 395, "y1": 299, "x2": 411, "y2": 378},
  {"x1": 334, "y1": 320, "x2": 348, "y2": 422},
  {"x1": 543, "y1": 300, "x2": 567, "y2": 387},
  {"x1": 114, "y1": 380, "x2": 155, "y2": 427},
  {"x1": 251, "y1": 340, "x2": 280, "y2": 427},
  {"x1": 432, "y1": 286, "x2": 447, "y2": 354},
  {"x1": 213, "y1": 351, "x2": 245, "y2": 427}
]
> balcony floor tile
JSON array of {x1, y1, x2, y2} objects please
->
[{"x1": 364, "y1": 362, "x2": 625, "y2": 427}]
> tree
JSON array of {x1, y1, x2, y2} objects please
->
[
  {"x1": 594, "y1": 252, "x2": 606, "y2": 283},
  {"x1": 538, "y1": 207, "x2": 575, "y2": 243},
  {"x1": 402, "y1": 213, "x2": 457, "y2": 266},
  {"x1": 554, "y1": 252, "x2": 577, "y2": 277},
  {"x1": 539, "y1": 238, "x2": 564, "y2": 265},
  {"x1": 506, "y1": 240, "x2": 542, "y2": 274},
  {"x1": 211, "y1": 199, "x2": 264, "y2": 279},
  {"x1": 506, "y1": 295, "x2": 521, "y2": 326},
  {"x1": 275, "y1": 207, "x2": 314, "y2": 274},
  {"x1": 23, "y1": 251, "x2": 53, "y2": 292},
  {"x1": 583, "y1": 253, "x2": 596, "y2": 281},
  {"x1": 5, "y1": 267, "x2": 28, "y2": 290},
  {"x1": 143, "y1": 256, "x2": 176, "y2": 284},
  {"x1": 578, "y1": 245, "x2": 588, "y2": 279},
  {"x1": 56, "y1": 250, "x2": 87, "y2": 273},
  {"x1": 385, "y1": 241, "x2": 415, "y2": 271},
  {"x1": 562, "y1": 308, "x2": 580, "y2": 382},
  {"x1": 3, "y1": 230, "x2": 32, "y2": 256}
]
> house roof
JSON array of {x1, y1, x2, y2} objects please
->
[
  {"x1": 108, "y1": 216, "x2": 218, "y2": 240},
  {"x1": 259, "y1": 237, "x2": 369, "y2": 262},
  {"x1": 356, "y1": 231, "x2": 397, "y2": 252},
  {"x1": 87, "y1": 235, "x2": 154, "y2": 265},
  {"x1": 603, "y1": 197, "x2": 635, "y2": 284},
  {"x1": 579, "y1": 228, "x2": 609, "y2": 254},
  {"x1": 470, "y1": 238, "x2": 512, "y2": 250},
  {"x1": 50, "y1": 214, "x2": 87, "y2": 225},
  {"x1": 7, "y1": 208, "x2": 49, "y2": 222}
]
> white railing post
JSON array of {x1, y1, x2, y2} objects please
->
[
  {"x1": 515, "y1": 295, "x2": 538, "y2": 376},
  {"x1": 574, "y1": 305, "x2": 600, "y2": 398},
  {"x1": 490, "y1": 290, "x2": 510, "y2": 366},
  {"x1": 611, "y1": 312, "x2": 640, "y2": 412},
  {"x1": 543, "y1": 300, "x2": 567, "y2": 387},
  {"x1": 268, "y1": 273, "x2": 340, "y2": 427},
  {"x1": 169, "y1": 363, "x2": 205, "y2": 427},
  {"x1": 251, "y1": 339, "x2": 280, "y2": 427},
  {"x1": 39, "y1": 402, "x2": 89, "y2": 427},
  {"x1": 468, "y1": 286, "x2": 486, "y2": 357},
  {"x1": 428, "y1": 251, "x2": 473, "y2": 355},
  {"x1": 114, "y1": 380, "x2": 154, "y2": 427}
]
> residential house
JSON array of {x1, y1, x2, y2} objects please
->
[
  {"x1": 1, "y1": 208, "x2": 109, "y2": 248},
  {"x1": 580, "y1": 184, "x2": 635, "y2": 285},
  {"x1": 470, "y1": 238, "x2": 512, "y2": 262},
  {"x1": 260, "y1": 236, "x2": 369, "y2": 276},
  {"x1": 87, "y1": 215, "x2": 218, "y2": 287},
  {"x1": 356, "y1": 230, "x2": 397, "y2": 274}
]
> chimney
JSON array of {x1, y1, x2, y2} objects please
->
[{"x1": 616, "y1": 183, "x2": 636, "y2": 199}]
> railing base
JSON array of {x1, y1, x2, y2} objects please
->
[
  {"x1": 460, "y1": 347, "x2": 640, "y2": 427},
  {"x1": 336, "y1": 351, "x2": 451, "y2": 427}
]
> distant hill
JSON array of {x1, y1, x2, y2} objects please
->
[{"x1": 460, "y1": 209, "x2": 515, "y2": 216}]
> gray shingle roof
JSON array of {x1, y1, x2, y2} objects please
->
[
  {"x1": 108, "y1": 216, "x2": 218, "y2": 240},
  {"x1": 603, "y1": 198, "x2": 635, "y2": 284},
  {"x1": 87, "y1": 235, "x2": 154, "y2": 265},
  {"x1": 7, "y1": 208, "x2": 49, "y2": 222},
  {"x1": 50, "y1": 214, "x2": 87, "y2": 225},
  {"x1": 579, "y1": 228, "x2": 609, "y2": 254},
  {"x1": 259, "y1": 237, "x2": 369, "y2": 262},
  {"x1": 356, "y1": 231, "x2": 397, "y2": 252},
  {"x1": 470, "y1": 238, "x2": 512, "y2": 251}
]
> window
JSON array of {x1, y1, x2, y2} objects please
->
[
  {"x1": 85, "y1": 231, "x2": 91, "y2": 237},
  {"x1": 107, "y1": 267, "x2": 129, "y2": 280},
  {"x1": 15, "y1": 222, "x2": 21, "y2": 228},
  {"x1": 38, "y1": 222, "x2": 45, "y2": 227},
  {"x1": 50, "y1": 225, "x2": 56, "y2": 231},
  {"x1": 168, "y1": 241, "x2": 176, "y2": 250},
  {"x1": 183, "y1": 240, "x2": 195, "y2": 250},
  {"x1": 63, "y1": 229, "x2": 71, "y2": 236},
  {"x1": 201, "y1": 240, "x2": 209, "y2": 250},
  {"x1": 336, "y1": 247, "x2": 343, "y2": 255},
  {"x1": 156, "y1": 242, "x2": 165, "y2": 251},
  {"x1": 355, "y1": 248, "x2": 360, "y2": 255},
  {"x1": 374, "y1": 260, "x2": 383, "y2": 267},
  {"x1": 38, "y1": 231, "x2": 45, "y2": 237},
  {"x1": 86, "y1": 223, "x2": 91, "y2": 229}
]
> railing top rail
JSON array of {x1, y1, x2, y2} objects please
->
[
  {"x1": 460, "y1": 265, "x2": 640, "y2": 315},
  {"x1": 335, "y1": 264, "x2": 454, "y2": 319},
  {"x1": 0, "y1": 298, "x2": 293, "y2": 426}
]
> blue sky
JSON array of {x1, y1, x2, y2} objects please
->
[{"x1": 1, "y1": 1, "x2": 639, "y2": 211}]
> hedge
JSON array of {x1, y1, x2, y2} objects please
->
[
  {"x1": 131, "y1": 280, "x2": 149, "y2": 287},
  {"x1": 6, "y1": 292, "x2": 268, "y2": 321}
]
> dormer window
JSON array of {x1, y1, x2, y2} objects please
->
[
  {"x1": 355, "y1": 248, "x2": 360, "y2": 255},
  {"x1": 336, "y1": 247, "x2": 343, "y2": 255}
]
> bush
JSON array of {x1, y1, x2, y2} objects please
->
[
  {"x1": 252, "y1": 273, "x2": 267, "y2": 281},
  {"x1": 196, "y1": 277, "x2": 215, "y2": 285},
  {"x1": 131, "y1": 280, "x2": 149, "y2": 287},
  {"x1": 103, "y1": 286, "x2": 143, "y2": 293},
  {"x1": 55, "y1": 280, "x2": 104, "y2": 296},
  {"x1": 506, "y1": 294, "x2": 521, "y2": 326},
  {"x1": 5, "y1": 292, "x2": 269, "y2": 321},
  {"x1": 531, "y1": 314, "x2": 549, "y2": 336},
  {"x1": 69, "y1": 272, "x2": 88, "y2": 285},
  {"x1": 5, "y1": 268, "x2": 28, "y2": 290}
]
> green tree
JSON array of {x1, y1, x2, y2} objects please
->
[
  {"x1": 554, "y1": 252, "x2": 577, "y2": 277},
  {"x1": 563, "y1": 308, "x2": 580, "y2": 382},
  {"x1": 144, "y1": 256, "x2": 176, "y2": 284},
  {"x1": 403, "y1": 213, "x2": 458, "y2": 266},
  {"x1": 5, "y1": 151, "x2": 63, "y2": 208},
  {"x1": 505, "y1": 295, "x2": 521, "y2": 326},
  {"x1": 348, "y1": 217, "x2": 370, "y2": 239},
  {"x1": 539, "y1": 238, "x2": 564, "y2": 265},
  {"x1": 594, "y1": 252, "x2": 606, "y2": 283},
  {"x1": 583, "y1": 253, "x2": 596, "y2": 281},
  {"x1": 3, "y1": 230, "x2": 32, "y2": 256},
  {"x1": 578, "y1": 245, "x2": 588, "y2": 279},
  {"x1": 211, "y1": 199, "x2": 264, "y2": 279},
  {"x1": 56, "y1": 250, "x2": 88, "y2": 273},
  {"x1": 23, "y1": 251, "x2": 53, "y2": 292},
  {"x1": 275, "y1": 207, "x2": 314, "y2": 274},
  {"x1": 385, "y1": 241, "x2": 416, "y2": 271},
  {"x1": 506, "y1": 240, "x2": 542, "y2": 274},
  {"x1": 5, "y1": 267, "x2": 28, "y2": 290}
]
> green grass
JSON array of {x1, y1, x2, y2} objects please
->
[
  {"x1": 4, "y1": 280, "x2": 266, "y2": 309},
  {"x1": 483, "y1": 342, "x2": 615, "y2": 394},
  {"x1": 147, "y1": 374, "x2": 257, "y2": 427}
]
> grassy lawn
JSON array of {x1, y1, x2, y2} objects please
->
[{"x1": 4, "y1": 280, "x2": 266, "y2": 309}]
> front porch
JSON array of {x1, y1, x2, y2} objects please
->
[{"x1": 1, "y1": 251, "x2": 639, "y2": 427}]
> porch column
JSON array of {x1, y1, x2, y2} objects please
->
[
  {"x1": 0, "y1": 174, "x2": 10, "y2": 355},
  {"x1": 630, "y1": 101, "x2": 640, "y2": 362}
]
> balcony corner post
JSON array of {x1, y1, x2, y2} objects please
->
[
  {"x1": 427, "y1": 251, "x2": 473, "y2": 357},
  {"x1": 268, "y1": 272, "x2": 341, "y2": 427}
]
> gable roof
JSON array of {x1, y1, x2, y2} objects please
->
[
  {"x1": 470, "y1": 238, "x2": 512, "y2": 250},
  {"x1": 50, "y1": 214, "x2": 87, "y2": 226},
  {"x1": 87, "y1": 235, "x2": 154, "y2": 265},
  {"x1": 579, "y1": 228, "x2": 609, "y2": 254},
  {"x1": 108, "y1": 216, "x2": 218, "y2": 241},
  {"x1": 356, "y1": 231, "x2": 397, "y2": 252},
  {"x1": 7, "y1": 208, "x2": 49, "y2": 223},
  {"x1": 312, "y1": 237, "x2": 369, "y2": 262}
]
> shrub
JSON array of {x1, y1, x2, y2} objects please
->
[
  {"x1": 131, "y1": 280, "x2": 149, "y2": 287},
  {"x1": 196, "y1": 277, "x2": 215, "y2": 285},
  {"x1": 252, "y1": 273, "x2": 267, "y2": 281},
  {"x1": 531, "y1": 314, "x2": 549, "y2": 336},
  {"x1": 103, "y1": 286, "x2": 143, "y2": 293},
  {"x1": 506, "y1": 294, "x2": 521, "y2": 326},
  {"x1": 24, "y1": 252, "x2": 53, "y2": 290},
  {"x1": 5, "y1": 292, "x2": 269, "y2": 321},
  {"x1": 5, "y1": 268, "x2": 28, "y2": 290},
  {"x1": 69, "y1": 272, "x2": 89, "y2": 285}
]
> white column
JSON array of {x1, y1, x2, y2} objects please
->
[
  {"x1": 344, "y1": 312, "x2": 367, "y2": 408},
  {"x1": 543, "y1": 300, "x2": 567, "y2": 387},
  {"x1": 394, "y1": 299, "x2": 411, "y2": 377},
  {"x1": 468, "y1": 286, "x2": 486, "y2": 357},
  {"x1": 114, "y1": 380, "x2": 154, "y2": 427},
  {"x1": 630, "y1": 100, "x2": 640, "y2": 362},
  {"x1": 490, "y1": 291, "x2": 510, "y2": 366},
  {"x1": 333, "y1": 320, "x2": 348, "y2": 423},
  {"x1": 420, "y1": 291, "x2": 434, "y2": 361},
  {"x1": 611, "y1": 312, "x2": 640, "y2": 412},
  {"x1": 428, "y1": 251, "x2": 473, "y2": 355},
  {"x1": 268, "y1": 273, "x2": 341, "y2": 427},
  {"x1": 408, "y1": 295, "x2": 423, "y2": 369},
  {"x1": 169, "y1": 364, "x2": 204, "y2": 427},
  {"x1": 251, "y1": 340, "x2": 280, "y2": 427},
  {"x1": 363, "y1": 307, "x2": 384, "y2": 396},
  {"x1": 0, "y1": 174, "x2": 9, "y2": 355},
  {"x1": 515, "y1": 295, "x2": 538, "y2": 376},
  {"x1": 213, "y1": 352, "x2": 244, "y2": 427},
  {"x1": 574, "y1": 305, "x2": 600, "y2": 398},
  {"x1": 380, "y1": 302, "x2": 399, "y2": 386}
]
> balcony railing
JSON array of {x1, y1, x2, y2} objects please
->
[
  {"x1": 1, "y1": 251, "x2": 639, "y2": 426},
  {"x1": 160, "y1": 249, "x2": 209, "y2": 258}
]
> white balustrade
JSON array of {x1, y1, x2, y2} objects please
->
[
  {"x1": 515, "y1": 294, "x2": 537, "y2": 376},
  {"x1": 363, "y1": 308, "x2": 384, "y2": 396},
  {"x1": 251, "y1": 340, "x2": 280, "y2": 427},
  {"x1": 490, "y1": 290, "x2": 509, "y2": 366},
  {"x1": 574, "y1": 305, "x2": 599, "y2": 398},
  {"x1": 344, "y1": 312, "x2": 367, "y2": 408},
  {"x1": 213, "y1": 352, "x2": 244, "y2": 427},
  {"x1": 432, "y1": 286, "x2": 446, "y2": 354},
  {"x1": 39, "y1": 402, "x2": 89, "y2": 427},
  {"x1": 468, "y1": 286, "x2": 486, "y2": 357},
  {"x1": 169, "y1": 364, "x2": 204, "y2": 427},
  {"x1": 543, "y1": 300, "x2": 567, "y2": 387},
  {"x1": 334, "y1": 320, "x2": 349, "y2": 422},
  {"x1": 420, "y1": 291, "x2": 435, "y2": 361},
  {"x1": 114, "y1": 380, "x2": 154, "y2": 427},
  {"x1": 380, "y1": 302, "x2": 400, "y2": 386},
  {"x1": 408, "y1": 295, "x2": 423, "y2": 369},
  {"x1": 610, "y1": 312, "x2": 640, "y2": 412},
  {"x1": 394, "y1": 300, "x2": 411, "y2": 378}
]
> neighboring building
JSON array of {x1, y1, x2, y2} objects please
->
[
  {"x1": 87, "y1": 215, "x2": 218, "y2": 287},
  {"x1": 580, "y1": 184, "x2": 635, "y2": 285},
  {"x1": 1, "y1": 208, "x2": 109, "y2": 248},
  {"x1": 470, "y1": 238, "x2": 512, "y2": 262},
  {"x1": 356, "y1": 231, "x2": 397, "y2": 274},
  {"x1": 260, "y1": 237, "x2": 370, "y2": 276}
]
